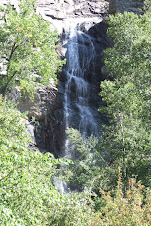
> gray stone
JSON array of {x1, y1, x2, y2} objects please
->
[
  {"x1": 9, "y1": 82, "x2": 58, "y2": 121},
  {"x1": 36, "y1": 0, "x2": 109, "y2": 23},
  {"x1": 107, "y1": 0, "x2": 144, "y2": 14}
]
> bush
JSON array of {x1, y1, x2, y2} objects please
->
[{"x1": 92, "y1": 174, "x2": 151, "y2": 225}]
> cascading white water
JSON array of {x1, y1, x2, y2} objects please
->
[
  {"x1": 54, "y1": 18, "x2": 104, "y2": 193},
  {"x1": 63, "y1": 20, "x2": 100, "y2": 158}
]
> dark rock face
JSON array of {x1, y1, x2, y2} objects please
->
[
  {"x1": 54, "y1": 21, "x2": 112, "y2": 155},
  {"x1": 107, "y1": 0, "x2": 144, "y2": 14},
  {"x1": 34, "y1": 88, "x2": 65, "y2": 157},
  {"x1": 34, "y1": 0, "x2": 111, "y2": 156},
  {"x1": 9, "y1": 83, "x2": 64, "y2": 157}
]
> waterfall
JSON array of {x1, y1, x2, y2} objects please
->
[
  {"x1": 62, "y1": 20, "x2": 101, "y2": 159},
  {"x1": 54, "y1": 18, "x2": 106, "y2": 193}
]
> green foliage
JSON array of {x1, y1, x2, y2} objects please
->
[
  {"x1": 0, "y1": 96, "x2": 30, "y2": 150},
  {"x1": 0, "y1": 97, "x2": 97, "y2": 225},
  {"x1": 60, "y1": 128, "x2": 104, "y2": 191},
  {"x1": 0, "y1": 97, "x2": 63, "y2": 224},
  {"x1": 143, "y1": 0, "x2": 151, "y2": 12},
  {"x1": 46, "y1": 191, "x2": 97, "y2": 226},
  {"x1": 92, "y1": 174, "x2": 151, "y2": 226},
  {"x1": 0, "y1": 97, "x2": 150, "y2": 225},
  {"x1": 98, "y1": 12, "x2": 151, "y2": 189},
  {"x1": 0, "y1": 0, "x2": 64, "y2": 96},
  {"x1": 0, "y1": 96, "x2": 54, "y2": 224}
]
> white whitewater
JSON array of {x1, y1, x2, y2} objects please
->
[
  {"x1": 55, "y1": 19, "x2": 102, "y2": 193},
  {"x1": 63, "y1": 20, "x2": 100, "y2": 158}
]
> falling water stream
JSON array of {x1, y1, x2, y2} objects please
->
[
  {"x1": 63, "y1": 20, "x2": 100, "y2": 157},
  {"x1": 55, "y1": 19, "x2": 102, "y2": 193},
  {"x1": 55, "y1": 18, "x2": 102, "y2": 193}
]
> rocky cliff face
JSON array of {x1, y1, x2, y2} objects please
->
[
  {"x1": 36, "y1": 0, "x2": 108, "y2": 18},
  {"x1": 36, "y1": 0, "x2": 144, "y2": 21},
  {"x1": 0, "y1": 0, "x2": 144, "y2": 14},
  {"x1": 35, "y1": 0, "x2": 111, "y2": 156},
  {"x1": 108, "y1": 0, "x2": 144, "y2": 14},
  {"x1": 1, "y1": 0, "x2": 144, "y2": 156},
  {"x1": 35, "y1": 0, "x2": 144, "y2": 156}
]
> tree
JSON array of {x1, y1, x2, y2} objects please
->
[
  {"x1": 93, "y1": 174, "x2": 151, "y2": 225},
  {"x1": 0, "y1": 0, "x2": 64, "y2": 97},
  {"x1": 143, "y1": 0, "x2": 151, "y2": 12},
  {"x1": 0, "y1": 95, "x2": 56, "y2": 224},
  {"x1": 0, "y1": 96, "x2": 94, "y2": 225},
  {"x1": 98, "y1": 12, "x2": 151, "y2": 189}
]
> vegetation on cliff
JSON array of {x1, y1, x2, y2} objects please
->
[{"x1": 0, "y1": 0, "x2": 151, "y2": 225}]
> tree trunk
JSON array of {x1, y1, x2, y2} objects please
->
[{"x1": 1, "y1": 71, "x2": 17, "y2": 97}]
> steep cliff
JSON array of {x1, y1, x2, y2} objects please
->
[
  {"x1": 0, "y1": 0, "x2": 144, "y2": 156},
  {"x1": 35, "y1": 0, "x2": 110, "y2": 156}
]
